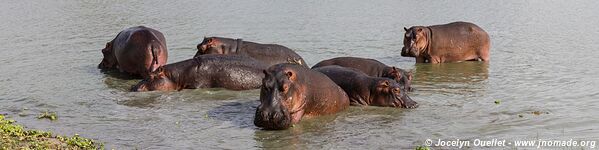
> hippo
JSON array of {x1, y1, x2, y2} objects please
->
[
  {"x1": 254, "y1": 63, "x2": 349, "y2": 130},
  {"x1": 98, "y1": 26, "x2": 168, "y2": 78},
  {"x1": 131, "y1": 55, "x2": 268, "y2": 92},
  {"x1": 401, "y1": 21, "x2": 490, "y2": 63},
  {"x1": 195, "y1": 37, "x2": 309, "y2": 68},
  {"x1": 313, "y1": 66, "x2": 418, "y2": 108},
  {"x1": 312, "y1": 57, "x2": 414, "y2": 91}
]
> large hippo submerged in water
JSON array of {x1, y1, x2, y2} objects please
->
[
  {"x1": 254, "y1": 64, "x2": 349, "y2": 130},
  {"x1": 401, "y1": 21, "x2": 490, "y2": 63},
  {"x1": 131, "y1": 55, "x2": 268, "y2": 92},
  {"x1": 195, "y1": 37, "x2": 309, "y2": 68},
  {"x1": 312, "y1": 56, "x2": 414, "y2": 92},
  {"x1": 98, "y1": 26, "x2": 168, "y2": 78},
  {"x1": 313, "y1": 66, "x2": 418, "y2": 108}
]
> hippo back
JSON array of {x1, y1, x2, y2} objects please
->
[{"x1": 112, "y1": 26, "x2": 168, "y2": 78}]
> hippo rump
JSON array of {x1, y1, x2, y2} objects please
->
[
  {"x1": 195, "y1": 37, "x2": 308, "y2": 68},
  {"x1": 131, "y1": 55, "x2": 268, "y2": 92},
  {"x1": 313, "y1": 66, "x2": 418, "y2": 108},
  {"x1": 312, "y1": 57, "x2": 413, "y2": 91},
  {"x1": 401, "y1": 21, "x2": 490, "y2": 63},
  {"x1": 98, "y1": 26, "x2": 168, "y2": 78},
  {"x1": 254, "y1": 63, "x2": 349, "y2": 130}
]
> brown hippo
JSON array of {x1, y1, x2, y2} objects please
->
[
  {"x1": 312, "y1": 57, "x2": 414, "y2": 92},
  {"x1": 98, "y1": 26, "x2": 168, "y2": 78},
  {"x1": 401, "y1": 21, "x2": 490, "y2": 63},
  {"x1": 313, "y1": 66, "x2": 418, "y2": 108},
  {"x1": 254, "y1": 63, "x2": 349, "y2": 130},
  {"x1": 131, "y1": 55, "x2": 268, "y2": 92},
  {"x1": 195, "y1": 37, "x2": 309, "y2": 68}
]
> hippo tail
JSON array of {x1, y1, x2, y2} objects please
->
[{"x1": 149, "y1": 43, "x2": 159, "y2": 72}]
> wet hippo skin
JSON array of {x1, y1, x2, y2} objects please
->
[
  {"x1": 99, "y1": 26, "x2": 168, "y2": 78},
  {"x1": 196, "y1": 37, "x2": 308, "y2": 68},
  {"x1": 254, "y1": 63, "x2": 349, "y2": 130},
  {"x1": 313, "y1": 65, "x2": 418, "y2": 108},
  {"x1": 401, "y1": 21, "x2": 490, "y2": 63},
  {"x1": 131, "y1": 55, "x2": 268, "y2": 92},
  {"x1": 312, "y1": 56, "x2": 414, "y2": 91}
]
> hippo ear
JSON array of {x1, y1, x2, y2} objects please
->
[
  {"x1": 285, "y1": 70, "x2": 296, "y2": 81},
  {"x1": 407, "y1": 71, "x2": 414, "y2": 81},
  {"x1": 404, "y1": 27, "x2": 408, "y2": 31},
  {"x1": 102, "y1": 42, "x2": 112, "y2": 53},
  {"x1": 390, "y1": 67, "x2": 401, "y2": 76},
  {"x1": 380, "y1": 80, "x2": 390, "y2": 88},
  {"x1": 154, "y1": 67, "x2": 166, "y2": 77}
]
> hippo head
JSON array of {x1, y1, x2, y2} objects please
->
[
  {"x1": 130, "y1": 67, "x2": 177, "y2": 92},
  {"x1": 370, "y1": 79, "x2": 418, "y2": 108},
  {"x1": 98, "y1": 42, "x2": 117, "y2": 69},
  {"x1": 383, "y1": 66, "x2": 402, "y2": 83},
  {"x1": 195, "y1": 37, "x2": 226, "y2": 57},
  {"x1": 401, "y1": 71, "x2": 414, "y2": 92},
  {"x1": 383, "y1": 67, "x2": 414, "y2": 92},
  {"x1": 401, "y1": 27, "x2": 429, "y2": 57},
  {"x1": 255, "y1": 68, "x2": 305, "y2": 130}
]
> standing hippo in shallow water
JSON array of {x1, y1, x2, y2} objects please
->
[
  {"x1": 312, "y1": 57, "x2": 414, "y2": 91},
  {"x1": 131, "y1": 55, "x2": 268, "y2": 92},
  {"x1": 254, "y1": 64, "x2": 349, "y2": 130},
  {"x1": 195, "y1": 37, "x2": 308, "y2": 68},
  {"x1": 98, "y1": 26, "x2": 168, "y2": 78},
  {"x1": 313, "y1": 66, "x2": 418, "y2": 108},
  {"x1": 401, "y1": 21, "x2": 490, "y2": 63}
]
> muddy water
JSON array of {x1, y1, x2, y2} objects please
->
[{"x1": 1, "y1": 0, "x2": 599, "y2": 149}]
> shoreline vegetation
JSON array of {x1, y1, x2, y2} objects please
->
[{"x1": 0, "y1": 114, "x2": 103, "y2": 150}]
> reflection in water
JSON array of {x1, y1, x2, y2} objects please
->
[
  {"x1": 253, "y1": 114, "x2": 338, "y2": 149},
  {"x1": 411, "y1": 61, "x2": 489, "y2": 96},
  {"x1": 414, "y1": 61, "x2": 489, "y2": 83}
]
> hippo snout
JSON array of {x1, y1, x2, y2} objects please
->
[
  {"x1": 130, "y1": 81, "x2": 149, "y2": 92},
  {"x1": 254, "y1": 106, "x2": 292, "y2": 130},
  {"x1": 400, "y1": 95, "x2": 418, "y2": 109}
]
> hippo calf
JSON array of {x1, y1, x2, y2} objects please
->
[
  {"x1": 99, "y1": 26, "x2": 168, "y2": 78},
  {"x1": 254, "y1": 64, "x2": 349, "y2": 130},
  {"x1": 401, "y1": 21, "x2": 490, "y2": 63},
  {"x1": 195, "y1": 37, "x2": 308, "y2": 67},
  {"x1": 312, "y1": 57, "x2": 413, "y2": 91},
  {"x1": 131, "y1": 55, "x2": 268, "y2": 92},
  {"x1": 313, "y1": 66, "x2": 418, "y2": 108}
]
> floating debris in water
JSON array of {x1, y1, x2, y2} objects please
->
[
  {"x1": 518, "y1": 114, "x2": 524, "y2": 118},
  {"x1": 494, "y1": 100, "x2": 501, "y2": 104},
  {"x1": 37, "y1": 111, "x2": 57, "y2": 121},
  {"x1": 531, "y1": 111, "x2": 548, "y2": 115}
]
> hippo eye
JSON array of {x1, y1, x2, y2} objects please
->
[{"x1": 392, "y1": 88, "x2": 401, "y2": 94}]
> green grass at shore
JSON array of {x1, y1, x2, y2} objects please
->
[{"x1": 0, "y1": 114, "x2": 103, "y2": 150}]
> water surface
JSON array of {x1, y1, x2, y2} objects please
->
[{"x1": 1, "y1": 0, "x2": 599, "y2": 149}]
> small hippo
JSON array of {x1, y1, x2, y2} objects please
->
[
  {"x1": 312, "y1": 57, "x2": 413, "y2": 91},
  {"x1": 99, "y1": 26, "x2": 168, "y2": 78},
  {"x1": 195, "y1": 37, "x2": 309, "y2": 67},
  {"x1": 131, "y1": 55, "x2": 268, "y2": 92},
  {"x1": 254, "y1": 63, "x2": 349, "y2": 130},
  {"x1": 401, "y1": 21, "x2": 490, "y2": 63},
  {"x1": 313, "y1": 66, "x2": 418, "y2": 108}
]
